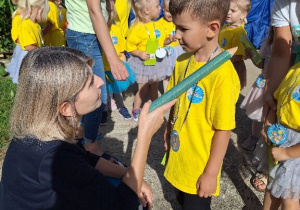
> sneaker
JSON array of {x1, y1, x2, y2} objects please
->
[
  {"x1": 242, "y1": 135, "x2": 259, "y2": 151},
  {"x1": 100, "y1": 111, "x2": 108, "y2": 126},
  {"x1": 132, "y1": 109, "x2": 140, "y2": 122},
  {"x1": 119, "y1": 107, "x2": 132, "y2": 120}
]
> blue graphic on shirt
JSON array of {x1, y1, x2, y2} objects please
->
[
  {"x1": 187, "y1": 85, "x2": 204, "y2": 104},
  {"x1": 112, "y1": 36, "x2": 118, "y2": 45},
  {"x1": 292, "y1": 25, "x2": 300, "y2": 44},
  {"x1": 221, "y1": 38, "x2": 227, "y2": 48},
  {"x1": 292, "y1": 85, "x2": 300, "y2": 102},
  {"x1": 155, "y1": 29, "x2": 161, "y2": 38}
]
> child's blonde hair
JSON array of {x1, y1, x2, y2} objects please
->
[
  {"x1": 231, "y1": 0, "x2": 251, "y2": 23},
  {"x1": 13, "y1": 0, "x2": 49, "y2": 22},
  {"x1": 130, "y1": 0, "x2": 155, "y2": 23}
]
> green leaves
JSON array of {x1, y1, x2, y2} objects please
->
[{"x1": 0, "y1": 0, "x2": 15, "y2": 52}]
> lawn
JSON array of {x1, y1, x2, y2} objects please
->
[{"x1": 0, "y1": 65, "x2": 16, "y2": 149}]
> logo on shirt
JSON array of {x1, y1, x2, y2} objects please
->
[
  {"x1": 112, "y1": 36, "x2": 118, "y2": 45},
  {"x1": 187, "y1": 85, "x2": 204, "y2": 104},
  {"x1": 165, "y1": 46, "x2": 174, "y2": 56},
  {"x1": 155, "y1": 29, "x2": 161, "y2": 38},
  {"x1": 221, "y1": 38, "x2": 227, "y2": 48},
  {"x1": 292, "y1": 85, "x2": 300, "y2": 102}
]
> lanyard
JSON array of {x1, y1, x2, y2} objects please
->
[
  {"x1": 144, "y1": 22, "x2": 157, "y2": 38},
  {"x1": 171, "y1": 45, "x2": 220, "y2": 130}
]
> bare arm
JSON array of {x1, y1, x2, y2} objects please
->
[
  {"x1": 42, "y1": 21, "x2": 53, "y2": 36},
  {"x1": 24, "y1": 45, "x2": 37, "y2": 51},
  {"x1": 231, "y1": 55, "x2": 243, "y2": 63},
  {"x1": 196, "y1": 130, "x2": 231, "y2": 197},
  {"x1": 263, "y1": 26, "x2": 292, "y2": 121},
  {"x1": 86, "y1": 0, "x2": 128, "y2": 80},
  {"x1": 130, "y1": 50, "x2": 150, "y2": 60}
]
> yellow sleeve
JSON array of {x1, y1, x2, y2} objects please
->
[
  {"x1": 126, "y1": 23, "x2": 141, "y2": 52},
  {"x1": 47, "y1": 1, "x2": 60, "y2": 29},
  {"x1": 210, "y1": 62, "x2": 240, "y2": 130},
  {"x1": 19, "y1": 20, "x2": 41, "y2": 50}
]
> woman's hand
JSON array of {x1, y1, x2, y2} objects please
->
[
  {"x1": 109, "y1": 58, "x2": 129, "y2": 81},
  {"x1": 139, "y1": 181, "x2": 152, "y2": 209},
  {"x1": 138, "y1": 99, "x2": 177, "y2": 140}
]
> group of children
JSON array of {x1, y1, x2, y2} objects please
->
[{"x1": 5, "y1": 0, "x2": 300, "y2": 209}]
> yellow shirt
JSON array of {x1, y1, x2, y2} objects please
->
[
  {"x1": 44, "y1": 1, "x2": 65, "y2": 46},
  {"x1": 126, "y1": 21, "x2": 166, "y2": 52},
  {"x1": 11, "y1": 10, "x2": 22, "y2": 43},
  {"x1": 103, "y1": 24, "x2": 125, "y2": 71},
  {"x1": 115, "y1": 0, "x2": 131, "y2": 37},
  {"x1": 164, "y1": 52, "x2": 240, "y2": 195},
  {"x1": 157, "y1": 17, "x2": 179, "y2": 47},
  {"x1": 18, "y1": 19, "x2": 42, "y2": 50},
  {"x1": 274, "y1": 62, "x2": 300, "y2": 130},
  {"x1": 219, "y1": 25, "x2": 246, "y2": 58}
]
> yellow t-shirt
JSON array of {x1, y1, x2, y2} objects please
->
[
  {"x1": 43, "y1": 1, "x2": 65, "y2": 46},
  {"x1": 274, "y1": 62, "x2": 300, "y2": 130},
  {"x1": 164, "y1": 52, "x2": 240, "y2": 195},
  {"x1": 58, "y1": 6, "x2": 67, "y2": 32},
  {"x1": 11, "y1": 10, "x2": 22, "y2": 43},
  {"x1": 18, "y1": 19, "x2": 42, "y2": 50},
  {"x1": 219, "y1": 25, "x2": 246, "y2": 58},
  {"x1": 115, "y1": 0, "x2": 131, "y2": 37},
  {"x1": 156, "y1": 17, "x2": 179, "y2": 47},
  {"x1": 126, "y1": 21, "x2": 166, "y2": 52},
  {"x1": 103, "y1": 24, "x2": 125, "y2": 71}
]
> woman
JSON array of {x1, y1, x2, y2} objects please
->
[{"x1": 0, "y1": 47, "x2": 176, "y2": 209}]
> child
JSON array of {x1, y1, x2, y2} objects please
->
[
  {"x1": 101, "y1": 0, "x2": 133, "y2": 123},
  {"x1": 262, "y1": 62, "x2": 300, "y2": 209},
  {"x1": 52, "y1": 0, "x2": 67, "y2": 35},
  {"x1": 240, "y1": 28, "x2": 274, "y2": 192},
  {"x1": 219, "y1": 0, "x2": 251, "y2": 90},
  {"x1": 126, "y1": 0, "x2": 168, "y2": 121},
  {"x1": 43, "y1": 0, "x2": 65, "y2": 46},
  {"x1": 157, "y1": 0, "x2": 184, "y2": 92},
  {"x1": 164, "y1": 0, "x2": 240, "y2": 208},
  {"x1": 6, "y1": 0, "x2": 49, "y2": 84}
]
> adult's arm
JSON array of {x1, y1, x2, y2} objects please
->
[
  {"x1": 86, "y1": 0, "x2": 128, "y2": 80},
  {"x1": 263, "y1": 26, "x2": 292, "y2": 121}
]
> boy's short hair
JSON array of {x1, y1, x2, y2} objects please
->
[{"x1": 169, "y1": 0, "x2": 230, "y2": 26}]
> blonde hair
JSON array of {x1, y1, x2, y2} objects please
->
[
  {"x1": 170, "y1": 0, "x2": 230, "y2": 26},
  {"x1": 13, "y1": 0, "x2": 49, "y2": 22},
  {"x1": 130, "y1": 0, "x2": 155, "y2": 23},
  {"x1": 231, "y1": 0, "x2": 251, "y2": 23},
  {"x1": 10, "y1": 47, "x2": 94, "y2": 142}
]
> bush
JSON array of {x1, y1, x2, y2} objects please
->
[
  {"x1": 0, "y1": 0, "x2": 15, "y2": 53},
  {"x1": 0, "y1": 72, "x2": 16, "y2": 148}
]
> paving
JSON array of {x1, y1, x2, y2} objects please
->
[{"x1": 0, "y1": 59, "x2": 264, "y2": 209}]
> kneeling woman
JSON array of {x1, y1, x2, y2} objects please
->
[{"x1": 0, "y1": 47, "x2": 175, "y2": 209}]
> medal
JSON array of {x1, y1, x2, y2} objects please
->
[
  {"x1": 170, "y1": 130, "x2": 180, "y2": 152},
  {"x1": 267, "y1": 124, "x2": 288, "y2": 146},
  {"x1": 156, "y1": 48, "x2": 167, "y2": 59},
  {"x1": 255, "y1": 75, "x2": 266, "y2": 89}
]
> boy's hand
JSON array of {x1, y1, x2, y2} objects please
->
[
  {"x1": 271, "y1": 147, "x2": 289, "y2": 162},
  {"x1": 244, "y1": 48, "x2": 253, "y2": 60},
  {"x1": 196, "y1": 172, "x2": 217, "y2": 198},
  {"x1": 139, "y1": 52, "x2": 150, "y2": 61},
  {"x1": 163, "y1": 127, "x2": 171, "y2": 151}
]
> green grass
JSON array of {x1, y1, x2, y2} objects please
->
[{"x1": 0, "y1": 67, "x2": 16, "y2": 149}]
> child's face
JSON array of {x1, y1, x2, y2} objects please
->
[
  {"x1": 226, "y1": 2, "x2": 247, "y2": 25},
  {"x1": 148, "y1": 0, "x2": 161, "y2": 19},
  {"x1": 54, "y1": 0, "x2": 62, "y2": 6},
  {"x1": 173, "y1": 12, "x2": 209, "y2": 53}
]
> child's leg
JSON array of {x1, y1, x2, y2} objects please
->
[
  {"x1": 262, "y1": 189, "x2": 281, "y2": 210},
  {"x1": 163, "y1": 77, "x2": 170, "y2": 93},
  {"x1": 114, "y1": 93, "x2": 125, "y2": 109},
  {"x1": 133, "y1": 83, "x2": 149, "y2": 109},
  {"x1": 281, "y1": 198, "x2": 299, "y2": 210},
  {"x1": 149, "y1": 81, "x2": 158, "y2": 102},
  {"x1": 252, "y1": 120, "x2": 263, "y2": 138},
  {"x1": 176, "y1": 190, "x2": 211, "y2": 210}
]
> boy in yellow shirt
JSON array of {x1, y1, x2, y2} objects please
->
[{"x1": 164, "y1": 0, "x2": 240, "y2": 208}]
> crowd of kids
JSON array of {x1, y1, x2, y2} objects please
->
[{"x1": 3, "y1": 0, "x2": 300, "y2": 209}]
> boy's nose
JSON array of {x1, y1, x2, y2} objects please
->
[{"x1": 94, "y1": 75, "x2": 104, "y2": 88}]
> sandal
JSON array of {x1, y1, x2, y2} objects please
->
[{"x1": 251, "y1": 172, "x2": 267, "y2": 192}]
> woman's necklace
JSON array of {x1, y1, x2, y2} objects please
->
[
  {"x1": 267, "y1": 72, "x2": 300, "y2": 145},
  {"x1": 169, "y1": 45, "x2": 219, "y2": 152}
]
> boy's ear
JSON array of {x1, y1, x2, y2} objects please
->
[
  {"x1": 59, "y1": 102, "x2": 73, "y2": 117},
  {"x1": 207, "y1": 20, "x2": 220, "y2": 38}
]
